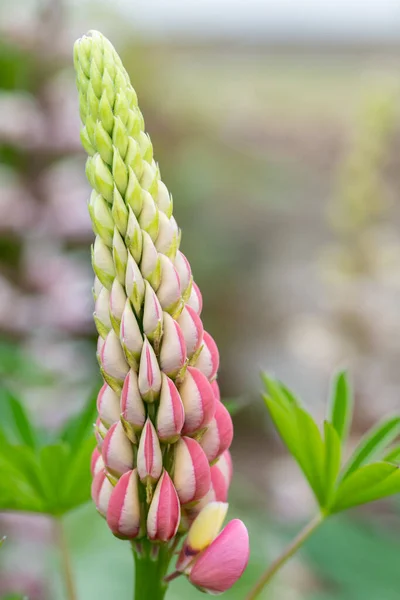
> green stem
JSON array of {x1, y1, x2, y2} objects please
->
[
  {"x1": 245, "y1": 513, "x2": 324, "y2": 600},
  {"x1": 55, "y1": 517, "x2": 77, "y2": 600},
  {"x1": 132, "y1": 540, "x2": 173, "y2": 600}
]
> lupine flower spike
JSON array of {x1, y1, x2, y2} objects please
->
[{"x1": 74, "y1": 30, "x2": 249, "y2": 597}]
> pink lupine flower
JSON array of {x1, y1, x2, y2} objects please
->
[
  {"x1": 107, "y1": 469, "x2": 141, "y2": 538},
  {"x1": 179, "y1": 366, "x2": 216, "y2": 434},
  {"x1": 102, "y1": 421, "x2": 134, "y2": 476},
  {"x1": 199, "y1": 401, "x2": 234, "y2": 462},
  {"x1": 147, "y1": 470, "x2": 180, "y2": 541},
  {"x1": 156, "y1": 373, "x2": 185, "y2": 442},
  {"x1": 137, "y1": 418, "x2": 162, "y2": 484},
  {"x1": 173, "y1": 436, "x2": 211, "y2": 504}
]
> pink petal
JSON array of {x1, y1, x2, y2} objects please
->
[
  {"x1": 156, "y1": 254, "x2": 181, "y2": 313},
  {"x1": 97, "y1": 383, "x2": 120, "y2": 427},
  {"x1": 102, "y1": 421, "x2": 134, "y2": 476},
  {"x1": 121, "y1": 369, "x2": 146, "y2": 430},
  {"x1": 107, "y1": 469, "x2": 141, "y2": 538},
  {"x1": 100, "y1": 329, "x2": 129, "y2": 382},
  {"x1": 215, "y1": 450, "x2": 233, "y2": 488},
  {"x1": 179, "y1": 366, "x2": 216, "y2": 435},
  {"x1": 177, "y1": 305, "x2": 204, "y2": 358},
  {"x1": 147, "y1": 470, "x2": 180, "y2": 541},
  {"x1": 159, "y1": 313, "x2": 187, "y2": 378},
  {"x1": 189, "y1": 520, "x2": 249, "y2": 593},
  {"x1": 91, "y1": 470, "x2": 113, "y2": 517},
  {"x1": 137, "y1": 418, "x2": 162, "y2": 483},
  {"x1": 90, "y1": 448, "x2": 104, "y2": 477},
  {"x1": 173, "y1": 436, "x2": 211, "y2": 504},
  {"x1": 211, "y1": 380, "x2": 221, "y2": 402},
  {"x1": 174, "y1": 251, "x2": 192, "y2": 295},
  {"x1": 138, "y1": 337, "x2": 162, "y2": 402},
  {"x1": 210, "y1": 463, "x2": 229, "y2": 502},
  {"x1": 195, "y1": 331, "x2": 219, "y2": 381},
  {"x1": 156, "y1": 373, "x2": 185, "y2": 442},
  {"x1": 187, "y1": 281, "x2": 202, "y2": 315},
  {"x1": 199, "y1": 401, "x2": 233, "y2": 462}
]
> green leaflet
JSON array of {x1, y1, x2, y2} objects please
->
[
  {"x1": 384, "y1": 445, "x2": 400, "y2": 463},
  {"x1": 322, "y1": 421, "x2": 341, "y2": 508},
  {"x1": 328, "y1": 370, "x2": 353, "y2": 442}
]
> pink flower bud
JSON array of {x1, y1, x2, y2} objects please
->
[
  {"x1": 90, "y1": 448, "x2": 104, "y2": 477},
  {"x1": 120, "y1": 299, "x2": 143, "y2": 369},
  {"x1": 156, "y1": 374, "x2": 184, "y2": 442},
  {"x1": 195, "y1": 331, "x2": 219, "y2": 381},
  {"x1": 174, "y1": 251, "x2": 192, "y2": 296},
  {"x1": 156, "y1": 254, "x2": 181, "y2": 314},
  {"x1": 210, "y1": 462, "x2": 229, "y2": 502},
  {"x1": 188, "y1": 519, "x2": 249, "y2": 594},
  {"x1": 186, "y1": 281, "x2": 202, "y2": 315},
  {"x1": 147, "y1": 470, "x2": 180, "y2": 542},
  {"x1": 155, "y1": 211, "x2": 177, "y2": 256},
  {"x1": 97, "y1": 383, "x2": 121, "y2": 427},
  {"x1": 106, "y1": 469, "x2": 141, "y2": 538},
  {"x1": 137, "y1": 418, "x2": 162, "y2": 484},
  {"x1": 121, "y1": 369, "x2": 146, "y2": 431},
  {"x1": 102, "y1": 421, "x2": 134, "y2": 477},
  {"x1": 125, "y1": 252, "x2": 145, "y2": 315},
  {"x1": 179, "y1": 366, "x2": 216, "y2": 435},
  {"x1": 140, "y1": 231, "x2": 161, "y2": 290},
  {"x1": 91, "y1": 469, "x2": 113, "y2": 517},
  {"x1": 94, "y1": 417, "x2": 108, "y2": 449},
  {"x1": 94, "y1": 286, "x2": 112, "y2": 338},
  {"x1": 199, "y1": 401, "x2": 233, "y2": 463},
  {"x1": 142, "y1": 281, "x2": 163, "y2": 345},
  {"x1": 109, "y1": 279, "x2": 127, "y2": 327},
  {"x1": 138, "y1": 337, "x2": 162, "y2": 402},
  {"x1": 173, "y1": 436, "x2": 211, "y2": 505},
  {"x1": 100, "y1": 329, "x2": 129, "y2": 383},
  {"x1": 177, "y1": 305, "x2": 204, "y2": 358},
  {"x1": 159, "y1": 312, "x2": 187, "y2": 378},
  {"x1": 97, "y1": 335, "x2": 105, "y2": 358},
  {"x1": 215, "y1": 450, "x2": 233, "y2": 489},
  {"x1": 211, "y1": 380, "x2": 220, "y2": 402}
]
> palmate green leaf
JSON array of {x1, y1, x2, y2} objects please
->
[
  {"x1": 328, "y1": 370, "x2": 353, "y2": 442},
  {"x1": 341, "y1": 416, "x2": 400, "y2": 480},
  {"x1": 332, "y1": 462, "x2": 400, "y2": 512},
  {"x1": 322, "y1": 421, "x2": 341, "y2": 507}
]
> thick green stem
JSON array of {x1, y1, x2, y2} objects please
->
[
  {"x1": 55, "y1": 517, "x2": 77, "y2": 600},
  {"x1": 132, "y1": 540, "x2": 173, "y2": 600},
  {"x1": 245, "y1": 513, "x2": 324, "y2": 600}
]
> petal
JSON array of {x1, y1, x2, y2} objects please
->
[
  {"x1": 109, "y1": 279, "x2": 127, "y2": 325},
  {"x1": 140, "y1": 230, "x2": 160, "y2": 284},
  {"x1": 186, "y1": 281, "x2": 202, "y2": 315},
  {"x1": 142, "y1": 280, "x2": 163, "y2": 341},
  {"x1": 137, "y1": 418, "x2": 163, "y2": 483},
  {"x1": 179, "y1": 367, "x2": 216, "y2": 435},
  {"x1": 121, "y1": 369, "x2": 146, "y2": 430},
  {"x1": 174, "y1": 251, "x2": 192, "y2": 295},
  {"x1": 100, "y1": 329, "x2": 129, "y2": 382},
  {"x1": 177, "y1": 305, "x2": 204, "y2": 358},
  {"x1": 210, "y1": 462, "x2": 229, "y2": 502},
  {"x1": 187, "y1": 501, "x2": 228, "y2": 552},
  {"x1": 102, "y1": 421, "x2": 134, "y2": 476},
  {"x1": 91, "y1": 470, "x2": 113, "y2": 517},
  {"x1": 159, "y1": 312, "x2": 187, "y2": 378},
  {"x1": 156, "y1": 373, "x2": 185, "y2": 442},
  {"x1": 195, "y1": 331, "x2": 219, "y2": 381},
  {"x1": 147, "y1": 470, "x2": 180, "y2": 542},
  {"x1": 188, "y1": 520, "x2": 250, "y2": 593},
  {"x1": 125, "y1": 252, "x2": 145, "y2": 313},
  {"x1": 107, "y1": 469, "x2": 141, "y2": 538},
  {"x1": 173, "y1": 436, "x2": 211, "y2": 505},
  {"x1": 211, "y1": 380, "x2": 221, "y2": 402},
  {"x1": 215, "y1": 450, "x2": 233, "y2": 488},
  {"x1": 199, "y1": 401, "x2": 233, "y2": 462},
  {"x1": 94, "y1": 286, "x2": 112, "y2": 335},
  {"x1": 90, "y1": 448, "x2": 104, "y2": 477},
  {"x1": 138, "y1": 337, "x2": 162, "y2": 402},
  {"x1": 97, "y1": 383, "x2": 121, "y2": 427},
  {"x1": 156, "y1": 254, "x2": 181, "y2": 313},
  {"x1": 120, "y1": 299, "x2": 143, "y2": 368}
]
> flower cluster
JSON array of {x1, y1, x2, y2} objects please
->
[{"x1": 74, "y1": 30, "x2": 249, "y2": 593}]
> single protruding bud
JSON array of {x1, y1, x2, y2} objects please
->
[
  {"x1": 147, "y1": 470, "x2": 180, "y2": 542},
  {"x1": 121, "y1": 369, "x2": 146, "y2": 431},
  {"x1": 91, "y1": 448, "x2": 105, "y2": 477},
  {"x1": 173, "y1": 436, "x2": 211, "y2": 505},
  {"x1": 175, "y1": 251, "x2": 192, "y2": 298},
  {"x1": 91, "y1": 469, "x2": 113, "y2": 517},
  {"x1": 194, "y1": 331, "x2": 219, "y2": 381},
  {"x1": 138, "y1": 338, "x2": 162, "y2": 402},
  {"x1": 107, "y1": 469, "x2": 141, "y2": 539},
  {"x1": 100, "y1": 329, "x2": 130, "y2": 387},
  {"x1": 156, "y1": 255, "x2": 181, "y2": 315},
  {"x1": 137, "y1": 418, "x2": 163, "y2": 485},
  {"x1": 94, "y1": 417, "x2": 108, "y2": 449},
  {"x1": 125, "y1": 252, "x2": 145, "y2": 316},
  {"x1": 140, "y1": 231, "x2": 161, "y2": 290},
  {"x1": 187, "y1": 519, "x2": 250, "y2": 594},
  {"x1": 94, "y1": 286, "x2": 112, "y2": 338},
  {"x1": 177, "y1": 305, "x2": 204, "y2": 359},
  {"x1": 102, "y1": 421, "x2": 134, "y2": 477},
  {"x1": 92, "y1": 236, "x2": 115, "y2": 289},
  {"x1": 156, "y1": 374, "x2": 185, "y2": 442},
  {"x1": 97, "y1": 383, "x2": 121, "y2": 427},
  {"x1": 199, "y1": 401, "x2": 233, "y2": 463},
  {"x1": 109, "y1": 278, "x2": 127, "y2": 331},
  {"x1": 120, "y1": 299, "x2": 143, "y2": 369},
  {"x1": 142, "y1": 281, "x2": 163, "y2": 348},
  {"x1": 186, "y1": 281, "x2": 202, "y2": 315},
  {"x1": 159, "y1": 312, "x2": 187, "y2": 378},
  {"x1": 179, "y1": 367, "x2": 216, "y2": 435}
]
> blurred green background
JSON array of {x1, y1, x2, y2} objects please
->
[{"x1": 0, "y1": 0, "x2": 400, "y2": 598}]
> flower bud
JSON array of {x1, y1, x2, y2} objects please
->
[
  {"x1": 97, "y1": 383, "x2": 121, "y2": 427},
  {"x1": 140, "y1": 231, "x2": 161, "y2": 290},
  {"x1": 94, "y1": 416, "x2": 108, "y2": 449},
  {"x1": 91, "y1": 447, "x2": 104, "y2": 477},
  {"x1": 194, "y1": 331, "x2": 219, "y2": 381},
  {"x1": 210, "y1": 462, "x2": 229, "y2": 502},
  {"x1": 102, "y1": 421, "x2": 134, "y2": 477},
  {"x1": 156, "y1": 180, "x2": 173, "y2": 218},
  {"x1": 214, "y1": 450, "x2": 233, "y2": 489},
  {"x1": 159, "y1": 312, "x2": 187, "y2": 378},
  {"x1": 155, "y1": 211, "x2": 178, "y2": 257},
  {"x1": 173, "y1": 436, "x2": 211, "y2": 505},
  {"x1": 138, "y1": 337, "x2": 162, "y2": 402},
  {"x1": 107, "y1": 469, "x2": 141, "y2": 538},
  {"x1": 147, "y1": 470, "x2": 180, "y2": 542},
  {"x1": 177, "y1": 305, "x2": 203, "y2": 359},
  {"x1": 156, "y1": 374, "x2": 184, "y2": 442},
  {"x1": 211, "y1": 380, "x2": 220, "y2": 402},
  {"x1": 137, "y1": 418, "x2": 163, "y2": 484},
  {"x1": 179, "y1": 367, "x2": 216, "y2": 435},
  {"x1": 113, "y1": 228, "x2": 128, "y2": 285},
  {"x1": 199, "y1": 401, "x2": 233, "y2": 463},
  {"x1": 186, "y1": 281, "x2": 202, "y2": 315},
  {"x1": 94, "y1": 286, "x2": 112, "y2": 338},
  {"x1": 125, "y1": 252, "x2": 145, "y2": 316},
  {"x1": 121, "y1": 369, "x2": 146, "y2": 431},
  {"x1": 89, "y1": 191, "x2": 114, "y2": 246},
  {"x1": 125, "y1": 207, "x2": 143, "y2": 263},
  {"x1": 142, "y1": 281, "x2": 163, "y2": 348},
  {"x1": 138, "y1": 190, "x2": 159, "y2": 242},
  {"x1": 91, "y1": 469, "x2": 113, "y2": 517},
  {"x1": 120, "y1": 299, "x2": 143, "y2": 369},
  {"x1": 92, "y1": 235, "x2": 115, "y2": 289},
  {"x1": 100, "y1": 329, "x2": 130, "y2": 386},
  {"x1": 109, "y1": 278, "x2": 127, "y2": 331},
  {"x1": 93, "y1": 276, "x2": 103, "y2": 301},
  {"x1": 156, "y1": 255, "x2": 181, "y2": 315},
  {"x1": 174, "y1": 251, "x2": 192, "y2": 297}
]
